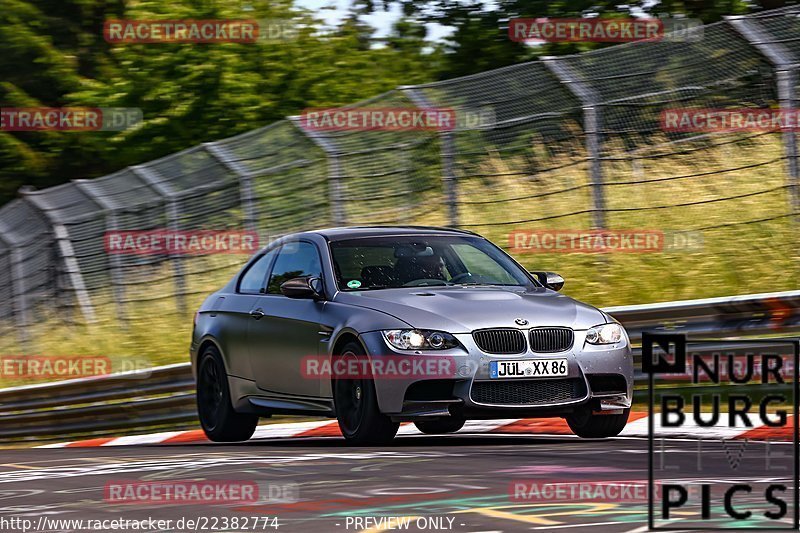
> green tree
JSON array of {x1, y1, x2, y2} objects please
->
[
  {"x1": 361, "y1": 0, "x2": 759, "y2": 79},
  {"x1": 0, "y1": 0, "x2": 436, "y2": 206}
]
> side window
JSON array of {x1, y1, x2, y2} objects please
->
[
  {"x1": 267, "y1": 242, "x2": 323, "y2": 294},
  {"x1": 238, "y1": 249, "x2": 277, "y2": 294}
]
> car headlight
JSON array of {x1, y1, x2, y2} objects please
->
[
  {"x1": 585, "y1": 323, "x2": 624, "y2": 345},
  {"x1": 382, "y1": 329, "x2": 460, "y2": 350}
]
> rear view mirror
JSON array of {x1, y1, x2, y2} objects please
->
[
  {"x1": 530, "y1": 271, "x2": 565, "y2": 292},
  {"x1": 394, "y1": 245, "x2": 434, "y2": 258}
]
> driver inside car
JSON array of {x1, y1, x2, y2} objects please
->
[{"x1": 394, "y1": 254, "x2": 448, "y2": 285}]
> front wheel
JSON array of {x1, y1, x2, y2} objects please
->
[
  {"x1": 334, "y1": 342, "x2": 399, "y2": 445},
  {"x1": 197, "y1": 346, "x2": 258, "y2": 442},
  {"x1": 567, "y1": 407, "x2": 630, "y2": 438}
]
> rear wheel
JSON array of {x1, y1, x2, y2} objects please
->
[
  {"x1": 197, "y1": 346, "x2": 258, "y2": 442},
  {"x1": 414, "y1": 418, "x2": 466, "y2": 434},
  {"x1": 334, "y1": 342, "x2": 399, "y2": 445},
  {"x1": 567, "y1": 407, "x2": 630, "y2": 438}
]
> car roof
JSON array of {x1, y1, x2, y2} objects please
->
[{"x1": 305, "y1": 226, "x2": 479, "y2": 241}]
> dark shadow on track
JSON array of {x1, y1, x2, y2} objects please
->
[{"x1": 152, "y1": 433, "x2": 607, "y2": 449}]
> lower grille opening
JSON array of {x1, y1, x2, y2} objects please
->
[
  {"x1": 587, "y1": 374, "x2": 627, "y2": 395},
  {"x1": 405, "y1": 380, "x2": 457, "y2": 402},
  {"x1": 470, "y1": 378, "x2": 587, "y2": 406}
]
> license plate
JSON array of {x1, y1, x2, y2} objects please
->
[{"x1": 490, "y1": 358, "x2": 568, "y2": 379}]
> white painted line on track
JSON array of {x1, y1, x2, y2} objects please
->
[{"x1": 103, "y1": 431, "x2": 185, "y2": 446}]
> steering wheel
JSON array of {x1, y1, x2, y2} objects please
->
[
  {"x1": 402, "y1": 278, "x2": 449, "y2": 287},
  {"x1": 449, "y1": 272, "x2": 473, "y2": 284}
]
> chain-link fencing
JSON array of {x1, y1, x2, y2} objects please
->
[{"x1": 1, "y1": 7, "x2": 799, "y2": 348}]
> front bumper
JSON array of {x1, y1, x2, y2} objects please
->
[{"x1": 358, "y1": 329, "x2": 633, "y2": 419}]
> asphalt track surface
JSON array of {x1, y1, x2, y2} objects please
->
[{"x1": 0, "y1": 434, "x2": 795, "y2": 533}]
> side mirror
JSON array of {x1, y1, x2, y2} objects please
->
[
  {"x1": 280, "y1": 276, "x2": 324, "y2": 300},
  {"x1": 530, "y1": 271, "x2": 565, "y2": 292}
]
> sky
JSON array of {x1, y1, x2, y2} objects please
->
[{"x1": 295, "y1": 0, "x2": 455, "y2": 41}]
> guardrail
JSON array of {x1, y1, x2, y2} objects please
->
[
  {"x1": 1, "y1": 290, "x2": 798, "y2": 443},
  {"x1": 0, "y1": 364, "x2": 195, "y2": 440}
]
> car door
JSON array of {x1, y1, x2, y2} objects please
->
[
  {"x1": 220, "y1": 248, "x2": 277, "y2": 379},
  {"x1": 247, "y1": 240, "x2": 324, "y2": 397}
]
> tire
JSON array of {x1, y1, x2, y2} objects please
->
[
  {"x1": 196, "y1": 345, "x2": 258, "y2": 442},
  {"x1": 414, "y1": 418, "x2": 466, "y2": 435},
  {"x1": 567, "y1": 407, "x2": 630, "y2": 438},
  {"x1": 333, "y1": 342, "x2": 400, "y2": 445}
]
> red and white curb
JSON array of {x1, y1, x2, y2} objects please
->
[{"x1": 37, "y1": 412, "x2": 793, "y2": 448}]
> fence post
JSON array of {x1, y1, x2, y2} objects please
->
[
  {"x1": 727, "y1": 16, "x2": 800, "y2": 218},
  {"x1": 203, "y1": 142, "x2": 259, "y2": 233},
  {"x1": 0, "y1": 228, "x2": 30, "y2": 347},
  {"x1": 72, "y1": 179, "x2": 127, "y2": 324},
  {"x1": 541, "y1": 57, "x2": 606, "y2": 230},
  {"x1": 18, "y1": 187, "x2": 96, "y2": 323},
  {"x1": 402, "y1": 86, "x2": 459, "y2": 227},
  {"x1": 290, "y1": 117, "x2": 346, "y2": 226},
  {"x1": 130, "y1": 165, "x2": 188, "y2": 316},
  {"x1": 777, "y1": 68, "x2": 800, "y2": 217}
]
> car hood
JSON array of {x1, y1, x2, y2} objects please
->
[{"x1": 333, "y1": 286, "x2": 607, "y2": 333}]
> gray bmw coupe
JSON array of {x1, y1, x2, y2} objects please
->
[{"x1": 191, "y1": 226, "x2": 633, "y2": 445}]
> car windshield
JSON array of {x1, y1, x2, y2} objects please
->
[{"x1": 330, "y1": 235, "x2": 536, "y2": 291}]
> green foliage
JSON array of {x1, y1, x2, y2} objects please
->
[
  {"x1": 365, "y1": 0, "x2": 758, "y2": 79},
  {"x1": 0, "y1": 0, "x2": 771, "y2": 202},
  {"x1": 0, "y1": 0, "x2": 439, "y2": 205}
]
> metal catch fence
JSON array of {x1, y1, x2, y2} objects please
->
[{"x1": 1, "y1": 8, "x2": 800, "y2": 346}]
